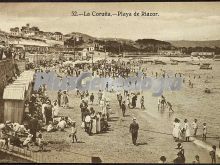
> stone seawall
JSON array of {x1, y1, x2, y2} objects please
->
[{"x1": 0, "y1": 151, "x2": 33, "y2": 163}]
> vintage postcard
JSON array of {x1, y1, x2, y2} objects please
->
[{"x1": 0, "y1": 2, "x2": 220, "y2": 163}]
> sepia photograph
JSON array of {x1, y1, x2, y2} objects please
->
[{"x1": 0, "y1": 2, "x2": 220, "y2": 163}]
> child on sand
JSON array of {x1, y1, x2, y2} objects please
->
[
  {"x1": 192, "y1": 119, "x2": 198, "y2": 136},
  {"x1": 192, "y1": 155, "x2": 200, "y2": 164},
  {"x1": 209, "y1": 145, "x2": 216, "y2": 164},
  {"x1": 70, "y1": 122, "x2": 77, "y2": 143},
  {"x1": 184, "y1": 119, "x2": 191, "y2": 142},
  {"x1": 158, "y1": 156, "x2": 166, "y2": 163},
  {"x1": 37, "y1": 132, "x2": 45, "y2": 151}
]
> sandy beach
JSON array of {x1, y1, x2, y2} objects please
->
[{"x1": 33, "y1": 57, "x2": 220, "y2": 163}]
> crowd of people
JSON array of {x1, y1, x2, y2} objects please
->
[
  {"x1": 0, "y1": 56, "x2": 219, "y2": 164},
  {"x1": 0, "y1": 44, "x2": 25, "y2": 60},
  {"x1": 78, "y1": 90, "x2": 111, "y2": 136},
  {"x1": 0, "y1": 83, "x2": 77, "y2": 152}
]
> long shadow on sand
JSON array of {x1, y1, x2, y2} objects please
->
[
  {"x1": 137, "y1": 142, "x2": 148, "y2": 146},
  {"x1": 75, "y1": 141, "x2": 85, "y2": 144}
]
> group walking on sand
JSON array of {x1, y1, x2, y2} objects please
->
[
  {"x1": 172, "y1": 118, "x2": 208, "y2": 142},
  {"x1": 172, "y1": 118, "x2": 191, "y2": 142}
]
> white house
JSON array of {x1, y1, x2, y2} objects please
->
[
  {"x1": 87, "y1": 46, "x2": 95, "y2": 52},
  {"x1": 191, "y1": 52, "x2": 215, "y2": 56}
]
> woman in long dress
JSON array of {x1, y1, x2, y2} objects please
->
[
  {"x1": 184, "y1": 119, "x2": 190, "y2": 142},
  {"x1": 126, "y1": 94, "x2": 130, "y2": 109},
  {"x1": 172, "y1": 118, "x2": 180, "y2": 141},
  {"x1": 100, "y1": 97, "x2": 106, "y2": 114},
  {"x1": 90, "y1": 112, "x2": 97, "y2": 134},
  {"x1": 96, "y1": 112, "x2": 101, "y2": 133},
  {"x1": 52, "y1": 100, "x2": 59, "y2": 118},
  {"x1": 62, "y1": 91, "x2": 69, "y2": 108}
]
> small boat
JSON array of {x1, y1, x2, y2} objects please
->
[
  {"x1": 191, "y1": 62, "x2": 200, "y2": 65},
  {"x1": 154, "y1": 60, "x2": 166, "y2": 65},
  {"x1": 170, "y1": 58, "x2": 178, "y2": 62},
  {"x1": 200, "y1": 63, "x2": 212, "y2": 70},
  {"x1": 171, "y1": 61, "x2": 178, "y2": 65},
  {"x1": 186, "y1": 61, "x2": 200, "y2": 65}
]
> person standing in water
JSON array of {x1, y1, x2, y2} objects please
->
[
  {"x1": 161, "y1": 95, "x2": 166, "y2": 110},
  {"x1": 202, "y1": 123, "x2": 207, "y2": 141},
  {"x1": 158, "y1": 96, "x2": 161, "y2": 111},
  {"x1": 167, "y1": 101, "x2": 174, "y2": 112}
]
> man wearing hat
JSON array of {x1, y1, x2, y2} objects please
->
[
  {"x1": 173, "y1": 148, "x2": 185, "y2": 164},
  {"x1": 129, "y1": 117, "x2": 139, "y2": 145}
]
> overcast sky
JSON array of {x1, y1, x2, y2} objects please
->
[{"x1": 0, "y1": 2, "x2": 220, "y2": 41}]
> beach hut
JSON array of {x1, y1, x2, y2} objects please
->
[
  {"x1": 3, "y1": 86, "x2": 26, "y2": 124},
  {"x1": 9, "y1": 81, "x2": 32, "y2": 100}
]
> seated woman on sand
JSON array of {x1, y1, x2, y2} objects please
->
[
  {"x1": 57, "y1": 118, "x2": 67, "y2": 131},
  {"x1": 47, "y1": 121, "x2": 57, "y2": 132}
]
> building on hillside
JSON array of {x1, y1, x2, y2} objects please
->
[
  {"x1": 95, "y1": 43, "x2": 104, "y2": 51},
  {"x1": 53, "y1": 32, "x2": 63, "y2": 41},
  {"x1": 20, "y1": 24, "x2": 40, "y2": 37},
  {"x1": 10, "y1": 27, "x2": 20, "y2": 36},
  {"x1": 74, "y1": 47, "x2": 89, "y2": 60},
  {"x1": 42, "y1": 32, "x2": 54, "y2": 40},
  {"x1": 8, "y1": 37, "x2": 49, "y2": 53},
  {"x1": 63, "y1": 34, "x2": 83, "y2": 42},
  {"x1": 87, "y1": 46, "x2": 95, "y2": 52},
  {"x1": 81, "y1": 48, "x2": 89, "y2": 60}
]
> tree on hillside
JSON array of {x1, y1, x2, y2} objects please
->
[{"x1": 64, "y1": 37, "x2": 84, "y2": 47}]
